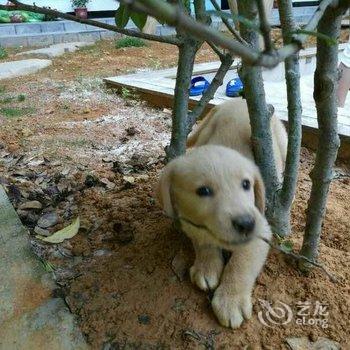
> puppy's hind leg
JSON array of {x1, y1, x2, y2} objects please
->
[{"x1": 190, "y1": 240, "x2": 224, "y2": 291}]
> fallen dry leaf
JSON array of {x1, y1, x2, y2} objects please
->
[{"x1": 36, "y1": 217, "x2": 80, "y2": 244}]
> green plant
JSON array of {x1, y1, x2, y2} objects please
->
[
  {"x1": 17, "y1": 94, "x2": 26, "y2": 102},
  {"x1": 0, "y1": 107, "x2": 35, "y2": 119},
  {"x1": 71, "y1": 0, "x2": 89, "y2": 8},
  {"x1": 0, "y1": 46, "x2": 8, "y2": 59},
  {"x1": 115, "y1": 36, "x2": 146, "y2": 49}
]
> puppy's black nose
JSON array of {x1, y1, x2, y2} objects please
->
[{"x1": 232, "y1": 215, "x2": 255, "y2": 235}]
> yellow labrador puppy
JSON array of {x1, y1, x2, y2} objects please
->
[{"x1": 158, "y1": 99, "x2": 287, "y2": 328}]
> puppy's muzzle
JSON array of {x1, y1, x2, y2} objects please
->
[{"x1": 231, "y1": 214, "x2": 255, "y2": 236}]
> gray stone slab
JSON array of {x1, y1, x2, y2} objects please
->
[
  {"x1": 63, "y1": 21, "x2": 88, "y2": 32},
  {"x1": 100, "y1": 31, "x2": 119, "y2": 40},
  {"x1": 40, "y1": 22, "x2": 65, "y2": 33},
  {"x1": 53, "y1": 32, "x2": 80, "y2": 44},
  {"x1": 27, "y1": 34, "x2": 54, "y2": 47},
  {"x1": 15, "y1": 23, "x2": 42, "y2": 35},
  {"x1": 0, "y1": 59, "x2": 52, "y2": 80},
  {"x1": 0, "y1": 35, "x2": 28, "y2": 48},
  {"x1": 18, "y1": 42, "x2": 94, "y2": 58},
  {"x1": 0, "y1": 299, "x2": 88, "y2": 350},
  {"x1": 0, "y1": 185, "x2": 88, "y2": 350},
  {"x1": 0, "y1": 24, "x2": 16, "y2": 36},
  {"x1": 78, "y1": 31, "x2": 102, "y2": 42}
]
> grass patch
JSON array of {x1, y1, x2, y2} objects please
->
[
  {"x1": 115, "y1": 37, "x2": 146, "y2": 49},
  {"x1": 0, "y1": 46, "x2": 8, "y2": 59},
  {"x1": 0, "y1": 94, "x2": 26, "y2": 104},
  {"x1": 0, "y1": 107, "x2": 35, "y2": 119}
]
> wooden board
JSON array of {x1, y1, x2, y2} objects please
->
[{"x1": 104, "y1": 44, "x2": 350, "y2": 159}]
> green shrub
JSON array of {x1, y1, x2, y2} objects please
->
[
  {"x1": 115, "y1": 37, "x2": 146, "y2": 49},
  {"x1": 0, "y1": 46, "x2": 8, "y2": 59},
  {"x1": 0, "y1": 107, "x2": 35, "y2": 118}
]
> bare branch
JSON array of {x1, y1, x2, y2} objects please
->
[
  {"x1": 299, "y1": 1, "x2": 348, "y2": 268},
  {"x1": 0, "y1": 0, "x2": 180, "y2": 46},
  {"x1": 258, "y1": 236, "x2": 338, "y2": 283},
  {"x1": 206, "y1": 40, "x2": 225, "y2": 59},
  {"x1": 269, "y1": 0, "x2": 302, "y2": 236},
  {"x1": 187, "y1": 53, "x2": 234, "y2": 131},
  {"x1": 237, "y1": 0, "x2": 280, "y2": 215},
  {"x1": 256, "y1": 0, "x2": 273, "y2": 52},
  {"x1": 209, "y1": 0, "x2": 246, "y2": 44}
]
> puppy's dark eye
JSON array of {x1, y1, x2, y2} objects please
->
[
  {"x1": 242, "y1": 179, "x2": 251, "y2": 191},
  {"x1": 196, "y1": 186, "x2": 213, "y2": 197}
]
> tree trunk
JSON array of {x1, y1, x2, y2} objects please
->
[
  {"x1": 166, "y1": 36, "x2": 198, "y2": 160},
  {"x1": 237, "y1": 0, "x2": 279, "y2": 217},
  {"x1": 299, "y1": 2, "x2": 348, "y2": 268},
  {"x1": 270, "y1": 0, "x2": 302, "y2": 236}
]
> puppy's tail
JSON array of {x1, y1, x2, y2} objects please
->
[{"x1": 187, "y1": 106, "x2": 217, "y2": 148}]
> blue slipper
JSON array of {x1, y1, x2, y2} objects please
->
[
  {"x1": 226, "y1": 78, "x2": 243, "y2": 97},
  {"x1": 189, "y1": 76, "x2": 210, "y2": 96}
]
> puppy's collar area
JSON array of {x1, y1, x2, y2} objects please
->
[{"x1": 176, "y1": 215, "x2": 252, "y2": 247}]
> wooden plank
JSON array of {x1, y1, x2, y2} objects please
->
[{"x1": 104, "y1": 45, "x2": 350, "y2": 160}]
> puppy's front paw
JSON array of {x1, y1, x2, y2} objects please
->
[
  {"x1": 190, "y1": 256, "x2": 223, "y2": 291},
  {"x1": 212, "y1": 286, "x2": 252, "y2": 328}
]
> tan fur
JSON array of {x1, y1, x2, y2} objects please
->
[{"x1": 158, "y1": 99, "x2": 287, "y2": 329}]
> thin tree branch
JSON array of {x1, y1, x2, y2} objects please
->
[
  {"x1": 258, "y1": 236, "x2": 338, "y2": 283},
  {"x1": 0, "y1": 0, "x2": 180, "y2": 46},
  {"x1": 118, "y1": 0, "x2": 339, "y2": 68},
  {"x1": 237, "y1": 0, "x2": 280, "y2": 216},
  {"x1": 206, "y1": 40, "x2": 225, "y2": 59},
  {"x1": 187, "y1": 53, "x2": 234, "y2": 131},
  {"x1": 299, "y1": 1, "x2": 348, "y2": 268},
  {"x1": 269, "y1": 0, "x2": 302, "y2": 237},
  {"x1": 209, "y1": 0, "x2": 246, "y2": 44},
  {"x1": 256, "y1": 0, "x2": 273, "y2": 52}
]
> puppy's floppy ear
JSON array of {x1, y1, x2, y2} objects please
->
[
  {"x1": 157, "y1": 161, "x2": 176, "y2": 218},
  {"x1": 254, "y1": 168, "x2": 266, "y2": 214}
]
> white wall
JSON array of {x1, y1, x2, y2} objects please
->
[{"x1": 0, "y1": 1, "x2": 118, "y2": 12}]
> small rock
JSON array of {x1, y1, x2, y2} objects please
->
[
  {"x1": 136, "y1": 174, "x2": 149, "y2": 181},
  {"x1": 286, "y1": 337, "x2": 340, "y2": 350},
  {"x1": 100, "y1": 178, "x2": 115, "y2": 190},
  {"x1": 123, "y1": 176, "x2": 135, "y2": 184},
  {"x1": 34, "y1": 226, "x2": 51, "y2": 236},
  {"x1": 122, "y1": 176, "x2": 136, "y2": 190},
  {"x1": 171, "y1": 249, "x2": 191, "y2": 282},
  {"x1": 19, "y1": 200, "x2": 43, "y2": 210},
  {"x1": 93, "y1": 249, "x2": 113, "y2": 257},
  {"x1": 20, "y1": 211, "x2": 38, "y2": 227},
  {"x1": 37, "y1": 212, "x2": 59, "y2": 228}
]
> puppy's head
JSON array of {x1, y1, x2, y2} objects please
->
[{"x1": 158, "y1": 145, "x2": 265, "y2": 248}]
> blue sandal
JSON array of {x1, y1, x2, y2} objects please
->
[
  {"x1": 226, "y1": 78, "x2": 243, "y2": 97},
  {"x1": 189, "y1": 76, "x2": 210, "y2": 96}
]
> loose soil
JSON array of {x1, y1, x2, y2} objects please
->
[{"x1": 0, "y1": 32, "x2": 350, "y2": 349}]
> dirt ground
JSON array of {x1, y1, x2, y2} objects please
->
[{"x1": 0, "y1": 31, "x2": 350, "y2": 349}]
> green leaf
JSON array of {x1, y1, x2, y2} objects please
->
[
  {"x1": 130, "y1": 12, "x2": 148, "y2": 31},
  {"x1": 280, "y1": 240, "x2": 294, "y2": 253},
  {"x1": 115, "y1": 4, "x2": 131, "y2": 28},
  {"x1": 292, "y1": 29, "x2": 337, "y2": 46},
  {"x1": 36, "y1": 217, "x2": 80, "y2": 244},
  {"x1": 207, "y1": 10, "x2": 261, "y2": 33}
]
